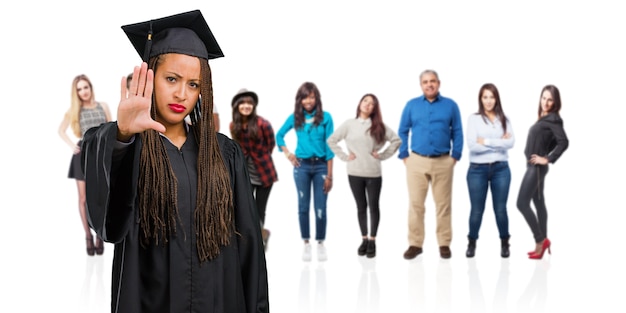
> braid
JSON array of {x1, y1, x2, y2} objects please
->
[
  {"x1": 136, "y1": 56, "x2": 233, "y2": 262},
  {"x1": 194, "y1": 60, "x2": 234, "y2": 262},
  {"x1": 137, "y1": 56, "x2": 182, "y2": 247}
]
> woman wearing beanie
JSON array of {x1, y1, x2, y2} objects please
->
[{"x1": 230, "y1": 88, "x2": 278, "y2": 250}]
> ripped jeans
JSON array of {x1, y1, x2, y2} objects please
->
[{"x1": 294, "y1": 158, "x2": 328, "y2": 241}]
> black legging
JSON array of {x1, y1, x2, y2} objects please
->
[
  {"x1": 348, "y1": 175, "x2": 382, "y2": 237},
  {"x1": 251, "y1": 184, "x2": 273, "y2": 226},
  {"x1": 516, "y1": 164, "x2": 549, "y2": 243}
]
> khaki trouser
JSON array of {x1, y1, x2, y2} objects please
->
[{"x1": 405, "y1": 153, "x2": 455, "y2": 247}]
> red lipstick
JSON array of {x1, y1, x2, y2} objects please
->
[{"x1": 168, "y1": 104, "x2": 186, "y2": 113}]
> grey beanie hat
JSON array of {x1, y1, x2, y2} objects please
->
[{"x1": 231, "y1": 88, "x2": 258, "y2": 107}]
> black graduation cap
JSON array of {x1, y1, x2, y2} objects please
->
[{"x1": 121, "y1": 10, "x2": 223, "y2": 62}]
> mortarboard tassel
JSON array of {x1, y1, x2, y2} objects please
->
[{"x1": 142, "y1": 21, "x2": 153, "y2": 62}]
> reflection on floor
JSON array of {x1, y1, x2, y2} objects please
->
[{"x1": 6, "y1": 185, "x2": 621, "y2": 313}]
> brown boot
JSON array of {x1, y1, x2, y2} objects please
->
[{"x1": 261, "y1": 229, "x2": 270, "y2": 251}]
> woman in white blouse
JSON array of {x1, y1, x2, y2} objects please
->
[
  {"x1": 327, "y1": 94, "x2": 401, "y2": 258},
  {"x1": 465, "y1": 83, "x2": 515, "y2": 258}
]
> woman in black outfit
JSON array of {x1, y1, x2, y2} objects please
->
[
  {"x1": 81, "y1": 10, "x2": 268, "y2": 312},
  {"x1": 517, "y1": 85, "x2": 569, "y2": 260}
]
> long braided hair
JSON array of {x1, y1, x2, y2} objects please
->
[{"x1": 137, "y1": 54, "x2": 233, "y2": 262}]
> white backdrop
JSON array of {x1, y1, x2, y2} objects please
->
[{"x1": 1, "y1": 1, "x2": 624, "y2": 312}]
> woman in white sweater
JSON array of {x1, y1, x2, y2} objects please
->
[{"x1": 327, "y1": 94, "x2": 401, "y2": 258}]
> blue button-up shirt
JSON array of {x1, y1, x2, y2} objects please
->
[{"x1": 397, "y1": 94, "x2": 463, "y2": 160}]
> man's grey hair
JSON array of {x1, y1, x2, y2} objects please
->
[{"x1": 419, "y1": 69, "x2": 439, "y2": 81}]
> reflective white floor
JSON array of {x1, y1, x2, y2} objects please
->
[{"x1": 3, "y1": 158, "x2": 622, "y2": 313}]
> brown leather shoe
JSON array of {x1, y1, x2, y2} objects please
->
[
  {"x1": 403, "y1": 246, "x2": 423, "y2": 260},
  {"x1": 440, "y1": 246, "x2": 451, "y2": 259}
]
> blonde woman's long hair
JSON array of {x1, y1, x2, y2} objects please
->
[{"x1": 67, "y1": 74, "x2": 95, "y2": 138}]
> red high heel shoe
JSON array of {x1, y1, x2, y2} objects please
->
[{"x1": 529, "y1": 238, "x2": 551, "y2": 259}]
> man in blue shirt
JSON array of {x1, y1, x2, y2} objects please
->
[{"x1": 398, "y1": 69, "x2": 463, "y2": 259}]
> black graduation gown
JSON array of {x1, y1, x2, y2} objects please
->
[{"x1": 81, "y1": 122, "x2": 269, "y2": 313}]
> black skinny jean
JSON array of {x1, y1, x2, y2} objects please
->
[
  {"x1": 252, "y1": 183, "x2": 273, "y2": 226},
  {"x1": 516, "y1": 164, "x2": 549, "y2": 243},
  {"x1": 348, "y1": 175, "x2": 382, "y2": 237}
]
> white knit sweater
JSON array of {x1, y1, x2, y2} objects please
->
[{"x1": 327, "y1": 118, "x2": 401, "y2": 177}]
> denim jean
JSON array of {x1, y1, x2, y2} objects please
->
[
  {"x1": 466, "y1": 161, "x2": 511, "y2": 240},
  {"x1": 293, "y1": 158, "x2": 329, "y2": 241}
]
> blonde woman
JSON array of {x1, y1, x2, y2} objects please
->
[{"x1": 58, "y1": 74, "x2": 112, "y2": 256}]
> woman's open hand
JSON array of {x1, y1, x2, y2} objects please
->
[{"x1": 117, "y1": 63, "x2": 165, "y2": 141}]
